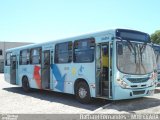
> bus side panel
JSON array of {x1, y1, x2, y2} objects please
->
[
  {"x1": 18, "y1": 65, "x2": 41, "y2": 89},
  {"x1": 50, "y1": 63, "x2": 96, "y2": 97},
  {"x1": 4, "y1": 66, "x2": 10, "y2": 83},
  {"x1": 51, "y1": 64, "x2": 73, "y2": 93},
  {"x1": 71, "y1": 63, "x2": 96, "y2": 97}
]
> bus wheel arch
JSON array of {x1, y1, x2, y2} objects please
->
[
  {"x1": 22, "y1": 75, "x2": 30, "y2": 92},
  {"x1": 74, "y1": 78, "x2": 91, "y2": 103}
]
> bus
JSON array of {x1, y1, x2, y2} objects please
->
[
  {"x1": 4, "y1": 29, "x2": 157, "y2": 103},
  {"x1": 153, "y1": 44, "x2": 160, "y2": 84}
]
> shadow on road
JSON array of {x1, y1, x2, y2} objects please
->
[
  {"x1": 102, "y1": 97, "x2": 160, "y2": 113},
  {"x1": 3, "y1": 87, "x2": 111, "y2": 111},
  {"x1": 4, "y1": 87, "x2": 160, "y2": 113}
]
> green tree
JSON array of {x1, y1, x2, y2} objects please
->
[{"x1": 151, "y1": 30, "x2": 160, "y2": 44}]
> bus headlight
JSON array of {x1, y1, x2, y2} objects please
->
[{"x1": 117, "y1": 79, "x2": 130, "y2": 88}]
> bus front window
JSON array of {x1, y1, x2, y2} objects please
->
[
  {"x1": 154, "y1": 50, "x2": 160, "y2": 70},
  {"x1": 117, "y1": 41, "x2": 156, "y2": 75}
]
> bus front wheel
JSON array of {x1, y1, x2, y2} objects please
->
[
  {"x1": 22, "y1": 77, "x2": 30, "y2": 92},
  {"x1": 75, "y1": 81, "x2": 91, "y2": 103}
]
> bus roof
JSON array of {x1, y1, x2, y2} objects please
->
[
  {"x1": 5, "y1": 28, "x2": 149, "y2": 52},
  {"x1": 6, "y1": 29, "x2": 115, "y2": 52}
]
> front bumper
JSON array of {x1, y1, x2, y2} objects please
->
[{"x1": 112, "y1": 86, "x2": 155, "y2": 100}]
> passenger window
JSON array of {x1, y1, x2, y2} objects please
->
[
  {"x1": 54, "y1": 41, "x2": 72, "y2": 63},
  {"x1": 74, "y1": 38, "x2": 95, "y2": 63},
  {"x1": 5, "y1": 52, "x2": 11, "y2": 66},
  {"x1": 30, "y1": 47, "x2": 42, "y2": 64},
  {"x1": 19, "y1": 49, "x2": 30, "y2": 65}
]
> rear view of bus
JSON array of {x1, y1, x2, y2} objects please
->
[{"x1": 114, "y1": 29, "x2": 157, "y2": 100}]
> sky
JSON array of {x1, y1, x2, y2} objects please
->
[{"x1": 0, "y1": 0, "x2": 160, "y2": 43}]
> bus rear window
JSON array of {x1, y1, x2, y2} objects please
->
[{"x1": 74, "y1": 38, "x2": 95, "y2": 63}]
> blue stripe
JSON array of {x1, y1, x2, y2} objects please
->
[{"x1": 51, "y1": 64, "x2": 66, "y2": 92}]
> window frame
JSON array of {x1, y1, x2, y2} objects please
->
[
  {"x1": 73, "y1": 38, "x2": 95, "y2": 63},
  {"x1": 30, "y1": 47, "x2": 42, "y2": 64},
  {"x1": 54, "y1": 41, "x2": 72, "y2": 64},
  {"x1": 19, "y1": 49, "x2": 30, "y2": 65},
  {"x1": 5, "y1": 52, "x2": 12, "y2": 66}
]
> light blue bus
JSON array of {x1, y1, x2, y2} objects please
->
[{"x1": 4, "y1": 29, "x2": 157, "y2": 103}]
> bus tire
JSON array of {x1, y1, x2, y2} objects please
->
[
  {"x1": 75, "y1": 81, "x2": 91, "y2": 104},
  {"x1": 22, "y1": 77, "x2": 30, "y2": 92}
]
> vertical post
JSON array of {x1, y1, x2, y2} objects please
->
[
  {"x1": 3, "y1": 41, "x2": 6, "y2": 73},
  {"x1": 108, "y1": 42, "x2": 111, "y2": 98}
]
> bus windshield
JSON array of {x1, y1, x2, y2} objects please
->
[
  {"x1": 117, "y1": 41, "x2": 156, "y2": 75},
  {"x1": 153, "y1": 46, "x2": 160, "y2": 70}
]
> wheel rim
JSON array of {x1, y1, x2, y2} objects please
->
[{"x1": 78, "y1": 87, "x2": 87, "y2": 99}]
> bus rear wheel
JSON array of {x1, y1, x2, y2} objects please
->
[
  {"x1": 75, "y1": 81, "x2": 91, "y2": 104},
  {"x1": 22, "y1": 77, "x2": 30, "y2": 92}
]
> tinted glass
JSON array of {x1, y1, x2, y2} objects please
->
[
  {"x1": 55, "y1": 42, "x2": 72, "y2": 63},
  {"x1": 74, "y1": 38, "x2": 95, "y2": 63},
  {"x1": 5, "y1": 52, "x2": 11, "y2": 66},
  {"x1": 20, "y1": 50, "x2": 30, "y2": 65},
  {"x1": 30, "y1": 47, "x2": 41, "y2": 64}
]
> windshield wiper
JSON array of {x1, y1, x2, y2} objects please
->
[
  {"x1": 116, "y1": 37, "x2": 137, "y2": 63},
  {"x1": 139, "y1": 42, "x2": 147, "y2": 62},
  {"x1": 126, "y1": 40, "x2": 137, "y2": 63},
  {"x1": 138, "y1": 42, "x2": 148, "y2": 73},
  {"x1": 140, "y1": 42, "x2": 147, "y2": 59}
]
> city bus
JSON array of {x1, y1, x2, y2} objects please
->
[
  {"x1": 4, "y1": 29, "x2": 157, "y2": 103},
  {"x1": 153, "y1": 44, "x2": 160, "y2": 84}
]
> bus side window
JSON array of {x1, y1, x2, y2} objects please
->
[
  {"x1": 73, "y1": 38, "x2": 95, "y2": 63},
  {"x1": 54, "y1": 41, "x2": 72, "y2": 64},
  {"x1": 5, "y1": 52, "x2": 11, "y2": 66},
  {"x1": 30, "y1": 47, "x2": 42, "y2": 64},
  {"x1": 19, "y1": 49, "x2": 30, "y2": 65}
]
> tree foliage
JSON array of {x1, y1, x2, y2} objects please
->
[{"x1": 151, "y1": 30, "x2": 160, "y2": 44}]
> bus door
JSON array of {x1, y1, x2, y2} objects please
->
[
  {"x1": 10, "y1": 55, "x2": 17, "y2": 84},
  {"x1": 96, "y1": 42, "x2": 112, "y2": 98},
  {"x1": 41, "y1": 50, "x2": 50, "y2": 89}
]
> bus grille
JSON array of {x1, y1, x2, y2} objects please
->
[
  {"x1": 127, "y1": 77, "x2": 149, "y2": 83},
  {"x1": 133, "y1": 90, "x2": 145, "y2": 95}
]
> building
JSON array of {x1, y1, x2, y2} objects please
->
[{"x1": 0, "y1": 42, "x2": 33, "y2": 73}]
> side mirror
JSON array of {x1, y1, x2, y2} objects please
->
[{"x1": 118, "y1": 44, "x2": 123, "y2": 55}]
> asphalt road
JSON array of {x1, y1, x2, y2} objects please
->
[
  {"x1": 0, "y1": 74, "x2": 108, "y2": 114},
  {"x1": 0, "y1": 74, "x2": 160, "y2": 114}
]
